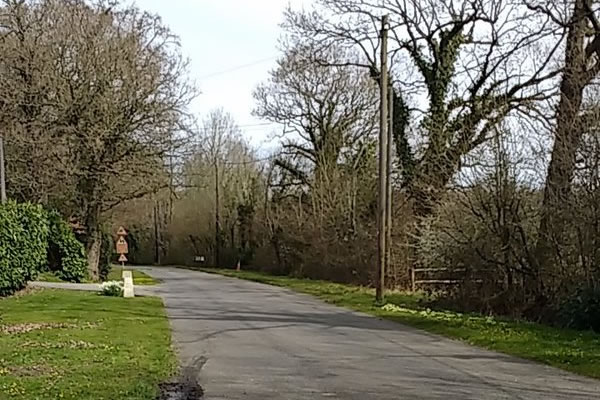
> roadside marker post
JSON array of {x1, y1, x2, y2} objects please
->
[
  {"x1": 115, "y1": 226, "x2": 134, "y2": 297},
  {"x1": 122, "y1": 270, "x2": 134, "y2": 298},
  {"x1": 116, "y1": 226, "x2": 129, "y2": 267}
]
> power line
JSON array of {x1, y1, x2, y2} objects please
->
[
  {"x1": 193, "y1": 122, "x2": 279, "y2": 134},
  {"x1": 222, "y1": 155, "x2": 276, "y2": 165},
  {"x1": 236, "y1": 122, "x2": 277, "y2": 128},
  {"x1": 178, "y1": 155, "x2": 277, "y2": 168},
  {"x1": 198, "y1": 56, "x2": 277, "y2": 80}
]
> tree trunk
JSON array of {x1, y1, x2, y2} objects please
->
[
  {"x1": 86, "y1": 229, "x2": 101, "y2": 281},
  {"x1": 271, "y1": 227, "x2": 284, "y2": 274},
  {"x1": 536, "y1": 0, "x2": 589, "y2": 294},
  {"x1": 82, "y1": 198, "x2": 102, "y2": 280},
  {"x1": 391, "y1": 89, "x2": 414, "y2": 187},
  {"x1": 409, "y1": 152, "x2": 461, "y2": 219}
]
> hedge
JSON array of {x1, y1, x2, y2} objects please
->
[
  {"x1": 0, "y1": 201, "x2": 49, "y2": 296},
  {"x1": 0, "y1": 202, "x2": 88, "y2": 296}
]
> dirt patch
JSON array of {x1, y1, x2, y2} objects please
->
[
  {"x1": 0, "y1": 322, "x2": 75, "y2": 334},
  {"x1": 157, "y1": 382, "x2": 203, "y2": 400},
  {"x1": 1, "y1": 365, "x2": 59, "y2": 377},
  {"x1": 157, "y1": 356, "x2": 205, "y2": 399},
  {"x1": 10, "y1": 286, "x2": 42, "y2": 298},
  {"x1": 0, "y1": 322, "x2": 98, "y2": 335},
  {"x1": 21, "y1": 339, "x2": 114, "y2": 350}
]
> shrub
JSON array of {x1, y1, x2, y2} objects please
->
[
  {"x1": 101, "y1": 281, "x2": 123, "y2": 297},
  {"x1": 46, "y1": 211, "x2": 88, "y2": 282},
  {"x1": 0, "y1": 201, "x2": 49, "y2": 296},
  {"x1": 558, "y1": 288, "x2": 600, "y2": 332}
]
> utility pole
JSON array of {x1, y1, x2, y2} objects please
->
[
  {"x1": 376, "y1": 14, "x2": 389, "y2": 304},
  {"x1": 214, "y1": 160, "x2": 221, "y2": 267},
  {"x1": 386, "y1": 81, "x2": 394, "y2": 285},
  {"x1": 0, "y1": 135, "x2": 6, "y2": 204},
  {"x1": 168, "y1": 154, "x2": 174, "y2": 222},
  {"x1": 154, "y1": 201, "x2": 161, "y2": 265}
]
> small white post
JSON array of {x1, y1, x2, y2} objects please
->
[{"x1": 122, "y1": 270, "x2": 134, "y2": 298}]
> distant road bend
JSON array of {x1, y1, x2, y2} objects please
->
[{"x1": 142, "y1": 267, "x2": 600, "y2": 400}]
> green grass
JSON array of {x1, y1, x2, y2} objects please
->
[
  {"x1": 107, "y1": 266, "x2": 160, "y2": 286},
  {"x1": 0, "y1": 289, "x2": 175, "y2": 399},
  {"x1": 37, "y1": 267, "x2": 159, "y2": 286},
  {"x1": 197, "y1": 267, "x2": 600, "y2": 379}
]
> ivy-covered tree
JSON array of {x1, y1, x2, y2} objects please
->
[{"x1": 284, "y1": 0, "x2": 560, "y2": 217}]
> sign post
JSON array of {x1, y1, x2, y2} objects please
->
[
  {"x1": 116, "y1": 226, "x2": 134, "y2": 298},
  {"x1": 116, "y1": 226, "x2": 129, "y2": 267}
]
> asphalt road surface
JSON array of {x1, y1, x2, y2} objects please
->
[{"x1": 141, "y1": 267, "x2": 600, "y2": 400}]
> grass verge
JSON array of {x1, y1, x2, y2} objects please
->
[
  {"x1": 37, "y1": 267, "x2": 159, "y2": 286},
  {"x1": 0, "y1": 289, "x2": 175, "y2": 399},
  {"x1": 107, "y1": 266, "x2": 160, "y2": 286},
  {"x1": 196, "y1": 267, "x2": 600, "y2": 379}
]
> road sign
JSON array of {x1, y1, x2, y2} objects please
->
[
  {"x1": 116, "y1": 236, "x2": 129, "y2": 255},
  {"x1": 116, "y1": 226, "x2": 129, "y2": 266}
]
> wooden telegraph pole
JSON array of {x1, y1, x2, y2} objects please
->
[
  {"x1": 386, "y1": 81, "x2": 394, "y2": 287},
  {"x1": 376, "y1": 14, "x2": 389, "y2": 304},
  {"x1": 214, "y1": 160, "x2": 221, "y2": 267},
  {"x1": 153, "y1": 201, "x2": 161, "y2": 265}
]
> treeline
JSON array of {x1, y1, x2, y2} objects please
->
[
  {"x1": 120, "y1": 0, "x2": 600, "y2": 330},
  {"x1": 6, "y1": 0, "x2": 600, "y2": 329},
  {"x1": 0, "y1": 0, "x2": 195, "y2": 278}
]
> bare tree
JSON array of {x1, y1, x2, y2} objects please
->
[
  {"x1": 254, "y1": 45, "x2": 378, "y2": 183},
  {"x1": 535, "y1": 1, "x2": 600, "y2": 288},
  {"x1": 284, "y1": 0, "x2": 561, "y2": 218},
  {"x1": 0, "y1": 0, "x2": 196, "y2": 278},
  {"x1": 202, "y1": 110, "x2": 241, "y2": 267},
  {"x1": 253, "y1": 45, "x2": 381, "y2": 282}
]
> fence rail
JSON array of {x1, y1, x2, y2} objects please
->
[{"x1": 411, "y1": 267, "x2": 466, "y2": 291}]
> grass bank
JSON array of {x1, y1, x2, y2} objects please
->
[
  {"x1": 196, "y1": 267, "x2": 600, "y2": 379},
  {"x1": 37, "y1": 266, "x2": 159, "y2": 286},
  {"x1": 107, "y1": 266, "x2": 160, "y2": 285},
  {"x1": 0, "y1": 289, "x2": 175, "y2": 399}
]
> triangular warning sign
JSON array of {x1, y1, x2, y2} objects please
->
[
  {"x1": 116, "y1": 226, "x2": 127, "y2": 236},
  {"x1": 118, "y1": 254, "x2": 128, "y2": 263}
]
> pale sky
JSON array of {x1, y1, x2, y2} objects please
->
[{"x1": 133, "y1": 0, "x2": 312, "y2": 151}]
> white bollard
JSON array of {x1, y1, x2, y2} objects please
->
[{"x1": 122, "y1": 270, "x2": 134, "y2": 298}]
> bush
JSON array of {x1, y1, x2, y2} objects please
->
[
  {"x1": 100, "y1": 281, "x2": 123, "y2": 297},
  {"x1": 46, "y1": 211, "x2": 88, "y2": 282},
  {"x1": 558, "y1": 288, "x2": 600, "y2": 332},
  {"x1": 0, "y1": 201, "x2": 49, "y2": 296}
]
